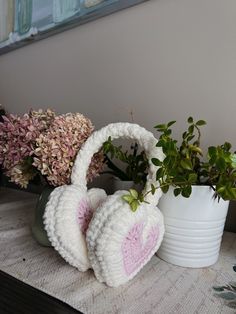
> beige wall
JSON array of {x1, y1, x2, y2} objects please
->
[
  {"x1": 0, "y1": 0, "x2": 235, "y2": 227},
  {"x1": 0, "y1": 0, "x2": 235, "y2": 140}
]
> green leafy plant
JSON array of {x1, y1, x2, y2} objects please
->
[
  {"x1": 102, "y1": 137, "x2": 148, "y2": 185},
  {"x1": 213, "y1": 265, "x2": 236, "y2": 309},
  {"x1": 122, "y1": 117, "x2": 236, "y2": 211}
]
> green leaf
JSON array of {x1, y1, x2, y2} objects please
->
[
  {"x1": 181, "y1": 185, "x2": 192, "y2": 198},
  {"x1": 151, "y1": 158, "x2": 162, "y2": 166},
  {"x1": 216, "y1": 186, "x2": 225, "y2": 194},
  {"x1": 196, "y1": 120, "x2": 206, "y2": 126},
  {"x1": 187, "y1": 117, "x2": 193, "y2": 123},
  {"x1": 182, "y1": 131, "x2": 187, "y2": 139},
  {"x1": 103, "y1": 143, "x2": 109, "y2": 153},
  {"x1": 161, "y1": 185, "x2": 169, "y2": 193},
  {"x1": 122, "y1": 194, "x2": 134, "y2": 203},
  {"x1": 187, "y1": 135, "x2": 195, "y2": 142},
  {"x1": 209, "y1": 155, "x2": 217, "y2": 165},
  {"x1": 138, "y1": 194, "x2": 144, "y2": 202},
  {"x1": 156, "y1": 168, "x2": 163, "y2": 180},
  {"x1": 154, "y1": 124, "x2": 166, "y2": 130},
  {"x1": 188, "y1": 173, "x2": 197, "y2": 183},
  {"x1": 156, "y1": 140, "x2": 165, "y2": 147},
  {"x1": 208, "y1": 146, "x2": 217, "y2": 157},
  {"x1": 224, "y1": 142, "x2": 232, "y2": 151},
  {"x1": 165, "y1": 129, "x2": 172, "y2": 136},
  {"x1": 188, "y1": 125, "x2": 194, "y2": 134},
  {"x1": 180, "y1": 159, "x2": 192, "y2": 170},
  {"x1": 189, "y1": 145, "x2": 202, "y2": 155},
  {"x1": 130, "y1": 200, "x2": 139, "y2": 212},
  {"x1": 163, "y1": 156, "x2": 174, "y2": 167},
  {"x1": 174, "y1": 188, "x2": 181, "y2": 196},
  {"x1": 216, "y1": 157, "x2": 226, "y2": 171},
  {"x1": 224, "y1": 187, "x2": 236, "y2": 200},
  {"x1": 151, "y1": 184, "x2": 156, "y2": 195},
  {"x1": 129, "y1": 189, "x2": 138, "y2": 199},
  {"x1": 167, "y1": 120, "x2": 176, "y2": 127},
  {"x1": 230, "y1": 154, "x2": 236, "y2": 168}
]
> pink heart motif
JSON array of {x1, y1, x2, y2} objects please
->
[
  {"x1": 122, "y1": 222, "x2": 159, "y2": 275},
  {"x1": 77, "y1": 199, "x2": 93, "y2": 235}
]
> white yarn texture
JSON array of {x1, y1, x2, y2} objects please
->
[
  {"x1": 44, "y1": 185, "x2": 107, "y2": 271},
  {"x1": 72, "y1": 122, "x2": 164, "y2": 204},
  {"x1": 44, "y1": 122, "x2": 165, "y2": 287},
  {"x1": 87, "y1": 191, "x2": 165, "y2": 287}
]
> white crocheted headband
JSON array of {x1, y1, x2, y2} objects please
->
[{"x1": 71, "y1": 122, "x2": 164, "y2": 204}]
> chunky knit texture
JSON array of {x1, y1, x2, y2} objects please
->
[
  {"x1": 71, "y1": 123, "x2": 164, "y2": 204},
  {"x1": 86, "y1": 191, "x2": 164, "y2": 287},
  {"x1": 44, "y1": 122, "x2": 165, "y2": 287},
  {"x1": 44, "y1": 185, "x2": 107, "y2": 271}
]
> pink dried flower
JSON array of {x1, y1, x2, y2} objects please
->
[
  {"x1": 0, "y1": 109, "x2": 55, "y2": 187},
  {"x1": 6, "y1": 161, "x2": 37, "y2": 189},
  {"x1": 33, "y1": 113, "x2": 103, "y2": 186},
  {"x1": 30, "y1": 109, "x2": 55, "y2": 129}
]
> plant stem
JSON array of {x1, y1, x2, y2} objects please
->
[
  {"x1": 140, "y1": 180, "x2": 189, "y2": 200},
  {"x1": 195, "y1": 124, "x2": 201, "y2": 145},
  {"x1": 104, "y1": 155, "x2": 129, "y2": 181}
]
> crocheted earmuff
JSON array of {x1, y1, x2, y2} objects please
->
[{"x1": 44, "y1": 123, "x2": 165, "y2": 287}]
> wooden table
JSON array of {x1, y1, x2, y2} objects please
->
[{"x1": 0, "y1": 187, "x2": 235, "y2": 314}]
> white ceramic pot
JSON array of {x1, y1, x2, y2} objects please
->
[
  {"x1": 111, "y1": 178, "x2": 143, "y2": 193},
  {"x1": 112, "y1": 178, "x2": 137, "y2": 192},
  {"x1": 157, "y1": 185, "x2": 229, "y2": 268}
]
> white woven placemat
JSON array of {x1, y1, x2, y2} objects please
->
[{"x1": 0, "y1": 187, "x2": 235, "y2": 314}]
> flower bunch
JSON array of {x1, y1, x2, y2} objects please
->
[
  {"x1": 0, "y1": 109, "x2": 103, "y2": 188},
  {"x1": 33, "y1": 113, "x2": 103, "y2": 186},
  {"x1": 0, "y1": 109, "x2": 55, "y2": 188}
]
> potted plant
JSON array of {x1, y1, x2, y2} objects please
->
[
  {"x1": 0, "y1": 109, "x2": 104, "y2": 246},
  {"x1": 123, "y1": 117, "x2": 236, "y2": 267},
  {"x1": 102, "y1": 136, "x2": 148, "y2": 192}
]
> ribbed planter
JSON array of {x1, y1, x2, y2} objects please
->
[{"x1": 157, "y1": 185, "x2": 229, "y2": 268}]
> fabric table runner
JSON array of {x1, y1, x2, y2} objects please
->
[{"x1": 0, "y1": 187, "x2": 235, "y2": 314}]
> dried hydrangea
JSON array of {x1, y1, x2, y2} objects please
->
[
  {"x1": 0, "y1": 109, "x2": 55, "y2": 187},
  {"x1": 33, "y1": 113, "x2": 103, "y2": 186},
  {"x1": 30, "y1": 109, "x2": 55, "y2": 130},
  {"x1": 5, "y1": 160, "x2": 37, "y2": 189}
]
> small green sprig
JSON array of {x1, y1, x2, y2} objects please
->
[
  {"x1": 122, "y1": 189, "x2": 141, "y2": 212},
  {"x1": 102, "y1": 137, "x2": 148, "y2": 184},
  {"x1": 122, "y1": 188, "x2": 152, "y2": 211}
]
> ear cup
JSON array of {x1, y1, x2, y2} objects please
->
[
  {"x1": 86, "y1": 191, "x2": 164, "y2": 287},
  {"x1": 44, "y1": 185, "x2": 107, "y2": 271},
  {"x1": 87, "y1": 188, "x2": 107, "y2": 209}
]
